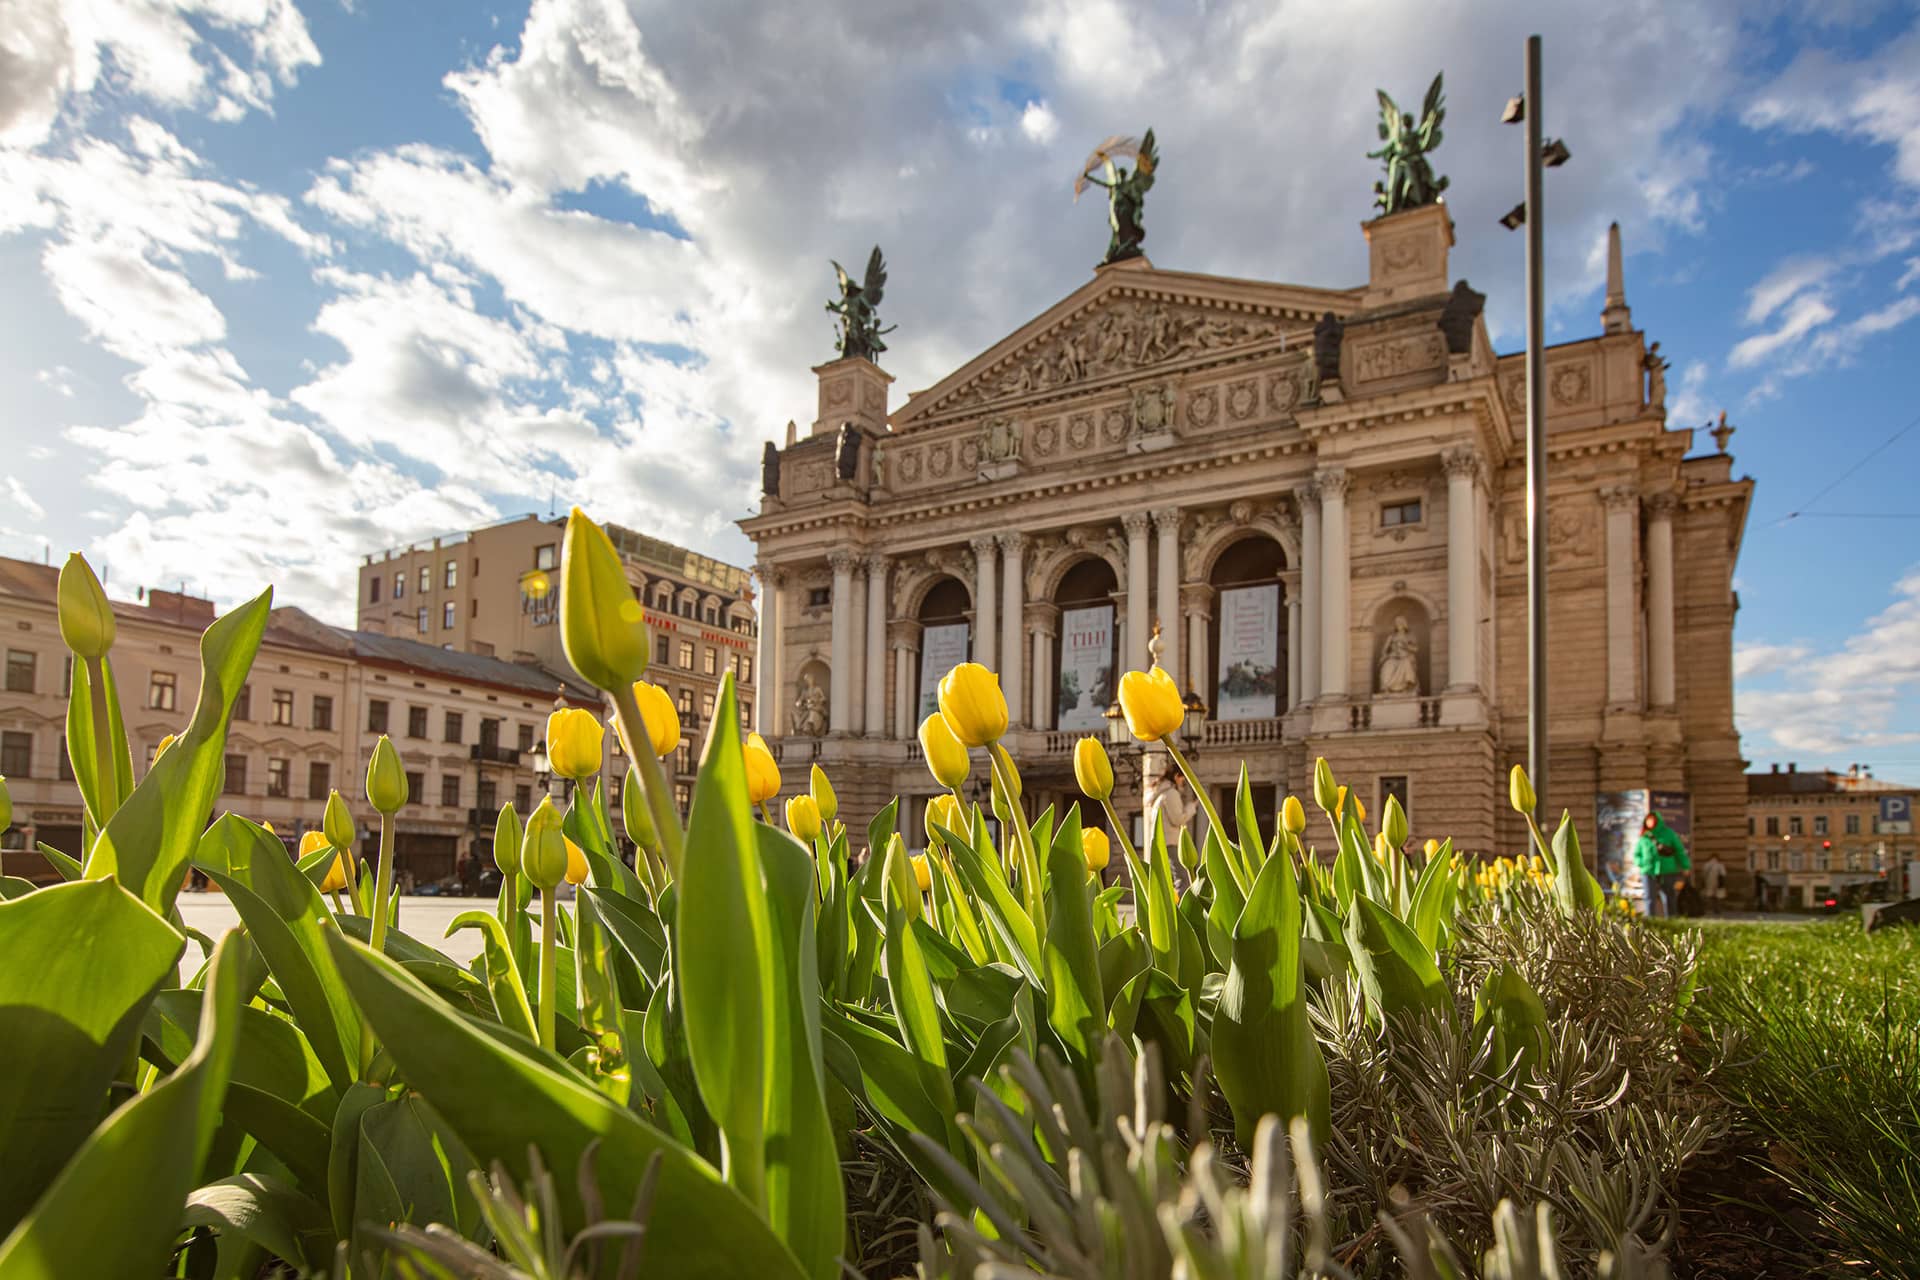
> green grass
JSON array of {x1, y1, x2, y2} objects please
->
[{"x1": 1676, "y1": 918, "x2": 1920, "y2": 1276}]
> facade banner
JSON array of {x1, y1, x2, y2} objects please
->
[
  {"x1": 1215, "y1": 584, "x2": 1280, "y2": 721},
  {"x1": 918, "y1": 623, "x2": 970, "y2": 722},
  {"x1": 1056, "y1": 605, "x2": 1114, "y2": 732}
]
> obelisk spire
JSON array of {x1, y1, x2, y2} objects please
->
[{"x1": 1601, "y1": 221, "x2": 1632, "y2": 334}]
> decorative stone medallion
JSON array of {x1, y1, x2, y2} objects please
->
[
  {"x1": 1227, "y1": 379, "x2": 1259, "y2": 420},
  {"x1": 1267, "y1": 370, "x2": 1301, "y2": 414},
  {"x1": 1033, "y1": 418, "x2": 1060, "y2": 457},
  {"x1": 929, "y1": 443, "x2": 952, "y2": 477},
  {"x1": 1068, "y1": 412, "x2": 1094, "y2": 449},
  {"x1": 1101, "y1": 406, "x2": 1129, "y2": 444},
  {"x1": 1188, "y1": 386, "x2": 1219, "y2": 428},
  {"x1": 1550, "y1": 363, "x2": 1593, "y2": 406}
]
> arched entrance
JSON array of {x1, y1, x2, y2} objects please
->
[
  {"x1": 1207, "y1": 535, "x2": 1289, "y2": 721},
  {"x1": 1052, "y1": 557, "x2": 1119, "y2": 734},
  {"x1": 913, "y1": 576, "x2": 971, "y2": 723}
]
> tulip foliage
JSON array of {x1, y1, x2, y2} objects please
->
[{"x1": 0, "y1": 521, "x2": 1640, "y2": 1278}]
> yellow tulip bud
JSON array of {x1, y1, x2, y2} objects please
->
[
  {"x1": 924, "y1": 793, "x2": 964, "y2": 847},
  {"x1": 56, "y1": 553, "x2": 115, "y2": 660},
  {"x1": 1117, "y1": 664, "x2": 1182, "y2": 741},
  {"x1": 1509, "y1": 764, "x2": 1536, "y2": 815},
  {"x1": 319, "y1": 852, "x2": 350, "y2": 895},
  {"x1": 1372, "y1": 831, "x2": 1390, "y2": 863},
  {"x1": 1383, "y1": 793, "x2": 1408, "y2": 850},
  {"x1": 560, "y1": 507, "x2": 650, "y2": 692},
  {"x1": 261, "y1": 821, "x2": 276, "y2": 835},
  {"x1": 809, "y1": 764, "x2": 837, "y2": 824},
  {"x1": 365, "y1": 735, "x2": 408, "y2": 814},
  {"x1": 520, "y1": 796, "x2": 568, "y2": 890},
  {"x1": 743, "y1": 732, "x2": 781, "y2": 805},
  {"x1": 619, "y1": 768, "x2": 655, "y2": 851},
  {"x1": 1073, "y1": 737, "x2": 1114, "y2": 802},
  {"x1": 882, "y1": 834, "x2": 924, "y2": 921},
  {"x1": 1313, "y1": 756, "x2": 1339, "y2": 814},
  {"x1": 785, "y1": 793, "x2": 822, "y2": 843},
  {"x1": 494, "y1": 801, "x2": 523, "y2": 876},
  {"x1": 298, "y1": 829, "x2": 328, "y2": 860},
  {"x1": 323, "y1": 789, "x2": 355, "y2": 854},
  {"x1": 564, "y1": 836, "x2": 589, "y2": 886},
  {"x1": 1423, "y1": 837, "x2": 1441, "y2": 859},
  {"x1": 910, "y1": 852, "x2": 932, "y2": 893},
  {"x1": 154, "y1": 733, "x2": 178, "y2": 762},
  {"x1": 1530, "y1": 854, "x2": 1544, "y2": 875},
  {"x1": 624, "y1": 679, "x2": 681, "y2": 756},
  {"x1": 1082, "y1": 826, "x2": 1112, "y2": 874},
  {"x1": 937, "y1": 662, "x2": 1008, "y2": 748},
  {"x1": 918, "y1": 712, "x2": 970, "y2": 790},
  {"x1": 546, "y1": 708, "x2": 604, "y2": 779},
  {"x1": 1281, "y1": 794, "x2": 1306, "y2": 835}
]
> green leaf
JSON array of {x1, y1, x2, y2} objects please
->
[
  {"x1": 1233, "y1": 762, "x2": 1264, "y2": 879},
  {"x1": 0, "y1": 929, "x2": 249, "y2": 1276},
  {"x1": 0, "y1": 878, "x2": 185, "y2": 1236},
  {"x1": 676, "y1": 675, "x2": 773, "y2": 1211},
  {"x1": 1550, "y1": 813, "x2": 1606, "y2": 917},
  {"x1": 326, "y1": 1083, "x2": 385, "y2": 1246},
  {"x1": 580, "y1": 888, "x2": 668, "y2": 989},
  {"x1": 1473, "y1": 963, "x2": 1550, "y2": 1091},
  {"x1": 1041, "y1": 809, "x2": 1106, "y2": 1080},
  {"x1": 446, "y1": 911, "x2": 537, "y2": 1042},
  {"x1": 325, "y1": 930, "x2": 808, "y2": 1280},
  {"x1": 1204, "y1": 827, "x2": 1247, "y2": 967},
  {"x1": 352, "y1": 1094, "x2": 482, "y2": 1259},
  {"x1": 184, "y1": 1174, "x2": 332, "y2": 1273},
  {"x1": 84, "y1": 590, "x2": 270, "y2": 913},
  {"x1": 1210, "y1": 853, "x2": 1329, "y2": 1149},
  {"x1": 1343, "y1": 896, "x2": 1449, "y2": 1025},
  {"x1": 934, "y1": 816, "x2": 1040, "y2": 984},
  {"x1": 63, "y1": 656, "x2": 134, "y2": 836},
  {"x1": 32, "y1": 844, "x2": 82, "y2": 882}
]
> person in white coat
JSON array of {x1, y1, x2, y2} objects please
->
[{"x1": 1143, "y1": 763, "x2": 1198, "y2": 869}]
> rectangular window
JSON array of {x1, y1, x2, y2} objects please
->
[
  {"x1": 444, "y1": 711, "x2": 464, "y2": 744},
  {"x1": 1846, "y1": 813, "x2": 1861, "y2": 835},
  {"x1": 271, "y1": 688, "x2": 294, "y2": 726},
  {"x1": 678, "y1": 641, "x2": 694, "y2": 669},
  {"x1": 514, "y1": 784, "x2": 532, "y2": 812},
  {"x1": 1813, "y1": 814, "x2": 1828, "y2": 836},
  {"x1": 418, "y1": 566, "x2": 431, "y2": 594},
  {"x1": 367, "y1": 699, "x2": 390, "y2": 733},
  {"x1": 535, "y1": 543, "x2": 557, "y2": 571},
  {"x1": 369, "y1": 576, "x2": 382, "y2": 603},
  {"x1": 223, "y1": 753, "x2": 248, "y2": 795},
  {"x1": 149, "y1": 671, "x2": 178, "y2": 711},
  {"x1": 308, "y1": 760, "x2": 331, "y2": 800},
  {"x1": 1765, "y1": 816, "x2": 1779, "y2": 836},
  {"x1": 674, "y1": 781, "x2": 692, "y2": 816},
  {"x1": 676, "y1": 688, "x2": 693, "y2": 714},
  {"x1": 5, "y1": 648, "x2": 35, "y2": 693},
  {"x1": 1788, "y1": 816, "x2": 1802, "y2": 835},
  {"x1": 407, "y1": 706, "x2": 428, "y2": 738},
  {"x1": 440, "y1": 774, "x2": 461, "y2": 807},
  {"x1": 1378, "y1": 776, "x2": 1411, "y2": 833},
  {"x1": 311, "y1": 694, "x2": 333, "y2": 731},
  {"x1": 267, "y1": 757, "x2": 290, "y2": 798},
  {"x1": 0, "y1": 731, "x2": 31, "y2": 778},
  {"x1": 517, "y1": 722, "x2": 535, "y2": 752},
  {"x1": 807, "y1": 587, "x2": 830, "y2": 607},
  {"x1": 1381, "y1": 499, "x2": 1422, "y2": 527},
  {"x1": 405, "y1": 771, "x2": 424, "y2": 805},
  {"x1": 442, "y1": 601, "x2": 456, "y2": 630},
  {"x1": 703, "y1": 647, "x2": 718, "y2": 675},
  {"x1": 393, "y1": 573, "x2": 405, "y2": 600},
  {"x1": 740, "y1": 700, "x2": 752, "y2": 728},
  {"x1": 444, "y1": 558, "x2": 458, "y2": 588},
  {"x1": 1746, "y1": 816, "x2": 1755, "y2": 836},
  {"x1": 235, "y1": 684, "x2": 251, "y2": 721},
  {"x1": 701, "y1": 691, "x2": 716, "y2": 720},
  {"x1": 416, "y1": 607, "x2": 428, "y2": 634},
  {"x1": 655, "y1": 634, "x2": 670, "y2": 664},
  {"x1": 742, "y1": 657, "x2": 753, "y2": 684},
  {"x1": 57, "y1": 735, "x2": 74, "y2": 781},
  {"x1": 674, "y1": 743, "x2": 692, "y2": 775}
]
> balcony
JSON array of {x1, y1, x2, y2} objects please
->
[{"x1": 470, "y1": 743, "x2": 521, "y2": 766}]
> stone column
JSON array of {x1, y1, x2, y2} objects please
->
[
  {"x1": 1601, "y1": 485, "x2": 1640, "y2": 706},
  {"x1": 1284, "y1": 572, "x2": 1303, "y2": 710},
  {"x1": 1295, "y1": 481, "x2": 1321, "y2": 703},
  {"x1": 1442, "y1": 445, "x2": 1482, "y2": 690},
  {"x1": 1316, "y1": 467, "x2": 1350, "y2": 698},
  {"x1": 998, "y1": 532, "x2": 1026, "y2": 723},
  {"x1": 827, "y1": 551, "x2": 855, "y2": 733},
  {"x1": 890, "y1": 619, "x2": 922, "y2": 738},
  {"x1": 1646, "y1": 492, "x2": 1677, "y2": 708},
  {"x1": 1153, "y1": 509, "x2": 1182, "y2": 685},
  {"x1": 1181, "y1": 584, "x2": 1213, "y2": 711},
  {"x1": 1026, "y1": 602, "x2": 1060, "y2": 730},
  {"x1": 754, "y1": 564, "x2": 782, "y2": 735},
  {"x1": 1123, "y1": 512, "x2": 1152, "y2": 671},
  {"x1": 864, "y1": 553, "x2": 889, "y2": 736},
  {"x1": 970, "y1": 535, "x2": 998, "y2": 670},
  {"x1": 848, "y1": 562, "x2": 867, "y2": 732}
]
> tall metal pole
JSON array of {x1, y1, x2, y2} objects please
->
[{"x1": 1524, "y1": 35, "x2": 1549, "y2": 819}]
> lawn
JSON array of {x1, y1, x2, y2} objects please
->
[{"x1": 1674, "y1": 917, "x2": 1920, "y2": 1276}]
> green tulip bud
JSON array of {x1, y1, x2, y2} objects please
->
[
  {"x1": 0, "y1": 774, "x2": 11, "y2": 834},
  {"x1": 1383, "y1": 793, "x2": 1408, "y2": 850},
  {"x1": 809, "y1": 763, "x2": 837, "y2": 825},
  {"x1": 365, "y1": 735, "x2": 408, "y2": 814},
  {"x1": 881, "y1": 832, "x2": 922, "y2": 922},
  {"x1": 322, "y1": 789, "x2": 355, "y2": 854},
  {"x1": 1313, "y1": 756, "x2": 1338, "y2": 815},
  {"x1": 1508, "y1": 764, "x2": 1536, "y2": 816},
  {"x1": 620, "y1": 766, "x2": 655, "y2": 851},
  {"x1": 493, "y1": 801, "x2": 522, "y2": 877},
  {"x1": 57, "y1": 553, "x2": 115, "y2": 660},
  {"x1": 560, "y1": 508, "x2": 650, "y2": 692},
  {"x1": 520, "y1": 796, "x2": 569, "y2": 890}
]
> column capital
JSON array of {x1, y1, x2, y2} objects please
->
[
  {"x1": 863, "y1": 550, "x2": 890, "y2": 575},
  {"x1": 1122, "y1": 510, "x2": 1152, "y2": 538},
  {"x1": 1440, "y1": 443, "x2": 1483, "y2": 480},
  {"x1": 996, "y1": 530, "x2": 1027, "y2": 554},
  {"x1": 754, "y1": 562, "x2": 786, "y2": 588},
  {"x1": 826, "y1": 549, "x2": 859, "y2": 574},
  {"x1": 1152, "y1": 507, "x2": 1183, "y2": 535},
  {"x1": 1180, "y1": 583, "x2": 1216, "y2": 617},
  {"x1": 1598, "y1": 483, "x2": 1640, "y2": 512},
  {"x1": 1644, "y1": 490, "x2": 1679, "y2": 517},
  {"x1": 1314, "y1": 465, "x2": 1350, "y2": 498},
  {"x1": 969, "y1": 533, "x2": 998, "y2": 557},
  {"x1": 1292, "y1": 478, "x2": 1320, "y2": 510},
  {"x1": 888, "y1": 617, "x2": 923, "y2": 650},
  {"x1": 1024, "y1": 600, "x2": 1061, "y2": 634}
]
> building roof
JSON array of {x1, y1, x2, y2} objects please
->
[
  {"x1": 0, "y1": 556, "x2": 331, "y2": 652},
  {"x1": 266, "y1": 606, "x2": 598, "y2": 702},
  {"x1": 356, "y1": 513, "x2": 752, "y2": 594},
  {"x1": 1747, "y1": 765, "x2": 1918, "y2": 797}
]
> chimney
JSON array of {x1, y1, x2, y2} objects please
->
[
  {"x1": 1788, "y1": 762, "x2": 1797, "y2": 773},
  {"x1": 1771, "y1": 763, "x2": 1779, "y2": 773}
]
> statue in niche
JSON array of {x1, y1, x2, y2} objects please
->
[
  {"x1": 792, "y1": 673, "x2": 829, "y2": 737},
  {"x1": 980, "y1": 417, "x2": 1022, "y2": 464},
  {"x1": 826, "y1": 246, "x2": 895, "y2": 362},
  {"x1": 760, "y1": 441, "x2": 781, "y2": 497},
  {"x1": 1643, "y1": 342, "x2": 1669, "y2": 410},
  {"x1": 1075, "y1": 130, "x2": 1158, "y2": 266},
  {"x1": 1369, "y1": 75, "x2": 1449, "y2": 214},
  {"x1": 1377, "y1": 616, "x2": 1421, "y2": 695}
]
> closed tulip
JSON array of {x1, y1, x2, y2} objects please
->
[
  {"x1": 785, "y1": 793, "x2": 822, "y2": 843},
  {"x1": 910, "y1": 852, "x2": 932, "y2": 893},
  {"x1": 546, "y1": 708, "x2": 604, "y2": 779},
  {"x1": 1082, "y1": 826, "x2": 1112, "y2": 874},
  {"x1": 624, "y1": 679, "x2": 681, "y2": 756},
  {"x1": 1073, "y1": 737, "x2": 1114, "y2": 801},
  {"x1": 619, "y1": 767, "x2": 655, "y2": 851},
  {"x1": 520, "y1": 797, "x2": 569, "y2": 891},
  {"x1": 809, "y1": 764, "x2": 837, "y2": 824},
  {"x1": 56, "y1": 553, "x2": 115, "y2": 660},
  {"x1": 560, "y1": 508, "x2": 650, "y2": 692},
  {"x1": 937, "y1": 662, "x2": 1008, "y2": 747},
  {"x1": 365, "y1": 735, "x2": 408, "y2": 814},
  {"x1": 154, "y1": 733, "x2": 178, "y2": 762},
  {"x1": 323, "y1": 789, "x2": 355, "y2": 854},
  {"x1": 1383, "y1": 793, "x2": 1408, "y2": 849},
  {"x1": 1117, "y1": 665, "x2": 1182, "y2": 741},
  {"x1": 743, "y1": 732, "x2": 781, "y2": 804},
  {"x1": 494, "y1": 802, "x2": 523, "y2": 876},
  {"x1": 0, "y1": 775, "x2": 10, "y2": 834},
  {"x1": 1313, "y1": 757, "x2": 1338, "y2": 814},
  {"x1": 564, "y1": 837, "x2": 589, "y2": 886},
  {"x1": 1423, "y1": 837, "x2": 1441, "y2": 859},
  {"x1": 1509, "y1": 764, "x2": 1536, "y2": 815},
  {"x1": 918, "y1": 713, "x2": 970, "y2": 790},
  {"x1": 1281, "y1": 794, "x2": 1307, "y2": 835},
  {"x1": 924, "y1": 793, "x2": 963, "y2": 847},
  {"x1": 298, "y1": 830, "x2": 328, "y2": 860},
  {"x1": 318, "y1": 852, "x2": 350, "y2": 895}
]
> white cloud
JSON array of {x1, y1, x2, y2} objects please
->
[
  {"x1": 1020, "y1": 100, "x2": 1060, "y2": 145},
  {"x1": 1728, "y1": 292, "x2": 1836, "y2": 368},
  {"x1": 3, "y1": 476, "x2": 45, "y2": 521},
  {"x1": 1743, "y1": 29, "x2": 1920, "y2": 188},
  {"x1": 1734, "y1": 641, "x2": 1812, "y2": 680},
  {"x1": 1668, "y1": 359, "x2": 1712, "y2": 428}
]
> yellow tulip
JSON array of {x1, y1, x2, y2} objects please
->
[
  {"x1": 633, "y1": 680, "x2": 683, "y2": 757},
  {"x1": 564, "y1": 836, "x2": 589, "y2": 886},
  {"x1": 154, "y1": 733, "x2": 178, "y2": 762},
  {"x1": 937, "y1": 662, "x2": 1008, "y2": 747},
  {"x1": 319, "y1": 853, "x2": 350, "y2": 895},
  {"x1": 1333, "y1": 785, "x2": 1366, "y2": 826},
  {"x1": 918, "y1": 712, "x2": 970, "y2": 790},
  {"x1": 1509, "y1": 764, "x2": 1536, "y2": 815},
  {"x1": 298, "y1": 830, "x2": 328, "y2": 859},
  {"x1": 809, "y1": 764, "x2": 838, "y2": 824},
  {"x1": 560, "y1": 508, "x2": 650, "y2": 692},
  {"x1": 1073, "y1": 736, "x2": 1114, "y2": 801},
  {"x1": 520, "y1": 796, "x2": 569, "y2": 890},
  {"x1": 1312, "y1": 756, "x2": 1339, "y2": 813},
  {"x1": 910, "y1": 852, "x2": 932, "y2": 893},
  {"x1": 785, "y1": 793, "x2": 822, "y2": 843},
  {"x1": 924, "y1": 793, "x2": 964, "y2": 847},
  {"x1": 1423, "y1": 837, "x2": 1441, "y2": 859},
  {"x1": 1281, "y1": 794, "x2": 1306, "y2": 835},
  {"x1": 1117, "y1": 665, "x2": 1183, "y2": 741},
  {"x1": 261, "y1": 821, "x2": 276, "y2": 835},
  {"x1": 1082, "y1": 827, "x2": 1112, "y2": 874},
  {"x1": 56, "y1": 552, "x2": 115, "y2": 660},
  {"x1": 743, "y1": 732, "x2": 781, "y2": 804},
  {"x1": 1372, "y1": 831, "x2": 1390, "y2": 863},
  {"x1": 546, "y1": 708, "x2": 605, "y2": 779},
  {"x1": 1530, "y1": 854, "x2": 1544, "y2": 875}
]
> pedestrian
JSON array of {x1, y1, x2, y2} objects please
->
[
  {"x1": 1142, "y1": 763, "x2": 1198, "y2": 888},
  {"x1": 1699, "y1": 853, "x2": 1726, "y2": 917},
  {"x1": 1632, "y1": 811, "x2": 1690, "y2": 918}
]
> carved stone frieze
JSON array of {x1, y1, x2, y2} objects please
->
[
  {"x1": 1550, "y1": 361, "x2": 1593, "y2": 406},
  {"x1": 1352, "y1": 332, "x2": 1446, "y2": 383}
]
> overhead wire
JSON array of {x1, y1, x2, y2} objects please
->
[{"x1": 1774, "y1": 408, "x2": 1920, "y2": 526}]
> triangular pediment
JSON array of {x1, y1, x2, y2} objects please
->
[{"x1": 891, "y1": 261, "x2": 1361, "y2": 431}]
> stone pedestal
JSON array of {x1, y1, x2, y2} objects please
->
[
  {"x1": 1360, "y1": 202, "x2": 1454, "y2": 307},
  {"x1": 811, "y1": 356, "x2": 893, "y2": 438}
]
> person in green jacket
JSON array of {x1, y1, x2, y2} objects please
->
[{"x1": 1633, "y1": 811, "x2": 1690, "y2": 917}]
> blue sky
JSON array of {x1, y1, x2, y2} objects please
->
[{"x1": 1, "y1": 0, "x2": 1918, "y2": 773}]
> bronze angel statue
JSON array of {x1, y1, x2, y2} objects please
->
[
  {"x1": 1368, "y1": 74, "x2": 1449, "y2": 215},
  {"x1": 826, "y1": 246, "x2": 895, "y2": 363},
  {"x1": 1076, "y1": 129, "x2": 1158, "y2": 265}
]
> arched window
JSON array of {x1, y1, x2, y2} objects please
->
[
  {"x1": 1051, "y1": 557, "x2": 1118, "y2": 733},
  {"x1": 1208, "y1": 536, "x2": 1288, "y2": 720},
  {"x1": 913, "y1": 577, "x2": 972, "y2": 722}
]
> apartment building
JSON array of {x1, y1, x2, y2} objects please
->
[{"x1": 1746, "y1": 762, "x2": 1918, "y2": 908}]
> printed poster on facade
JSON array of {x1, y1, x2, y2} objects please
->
[
  {"x1": 918, "y1": 623, "x2": 970, "y2": 721},
  {"x1": 1056, "y1": 605, "x2": 1113, "y2": 732},
  {"x1": 1594, "y1": 789, "x2": 1692, "y2": 907},
  {"x1": 1215, "y1": 584, "x2": 1280, "y2": 721}
]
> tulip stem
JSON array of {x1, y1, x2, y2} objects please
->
[
  {"x1": 760, "y1": 801, "x2": 775, "y2": 826},
  {"x1": 344, "y1": 856, "x2": 366, "y2": 917},
  {"x1": 538, "y1": 888, "x2": 557, "y2": 1052},
  {"x1": 1159, "y1": 738, "x2": 1227, "y2": 851},
  {"x1": 1099, "y1": 797, "x2": 1153, "y2": 914},
  {"x1": 83, "y1": 655, "x2": 116, "y2": 836},
  {"x1": 370, "y1": 812, "x2": 395, "y2": 955},
  {"x1": 331, "y1": 889, "x2": 346, "y2": 916},
  {"x1": 610, "y1": 682, "x2": 685, "y2": 879}
]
